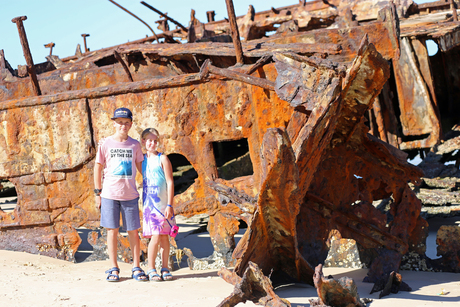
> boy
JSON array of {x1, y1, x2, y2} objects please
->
[{"x1": 94, "y1": 107, "x2": 147, "y2": 282}]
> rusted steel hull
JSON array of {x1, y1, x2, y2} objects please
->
[{"x1": 0, "y1": 62, "x2": 295, "y2": 261}]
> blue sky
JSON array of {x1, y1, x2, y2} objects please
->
[{"x1": 1, "y1": 0, "x2": 432, "y2": 68}]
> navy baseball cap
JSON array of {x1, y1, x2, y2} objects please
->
[{"x1": 111, "y1": 107, "x2": 133, "y2": 121}]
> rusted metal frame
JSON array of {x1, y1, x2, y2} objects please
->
[
  {"x1": 44, "y1": 42, "x2": 55, "y2": 56},
  {"x1": 205, "y1": 0, "x2": 332, "y2": 31},
  {"x1": 250, "y1": 42, "x2": 342, "y2": 56},
  {"x1": 234, "y1": 61, "x2": 344, "y2": 282},
  {"x1": 0, "y1": 50, "x2": 7, "y2": 71},
  {"x1": 60, "y1": 30, "x2": 184, "y2": 63},
  {"x1": 245, "y1": 55, "x2": 272, "y2": 75},
  {"x1": 234, "y1": 128, "x2": 311, "y2": 282},
  {"x1": 255, "y1": 5, "x2": 399, "y2": 62},
  {"x1": 338, "y1": 35, "x2": 391, "y2": 144},
  {"x1": 401, "y1": 37, "x2": 438, "y2": 134},
  {"x1": 368, "y1": 109, "x2": 376, "y2": 136},
  {"x1": 108, "y1": 0, "x2": 159, "y2": 42},
  {"x1": 306, "y1": 192, "x2": 408, "y2": 254},
  {"x1": 11, "y1": 16, "x2": 41, "y2": 96},
  {"x1": 0, "y1": 72, "x2": 207, "y2": 111},
  {"x1": 113, "y1": 50, "x2": 133, "y2": 82},
  {"x1": 206, "y1": 11, "x2": 216, "y2": 22},
  {"x1": 61, "y1": 40, "x2": 342, "y2": 69},
  {"x1": 0, "y1": 50, "x2": 16, "y2": 81},
  {"x1": 450, "y1": 0, "x2": 459, "y2": 21},
  {"x1": 140, "y1": 1, "x2": 188, "y2": 33},
  {"x1": 202, "y1": 61, "x2": 275, "y2": 91},
  {"x1": 292, "y1": 83, "x2": 342, "y2": 195},
  {"x1": 372, "y1": 97, "x2": 389, "y2": 143},
  {"x1": 393, "y1": 37, "x2": 441, "y2": 149},
  {"x1": 81, "y1": 34, "x2": 90, "y2": 53},
  {"x1": 412, "y1": 37, "x2": 443, "y2": 141},
  {"x1": 0, "y1": 59, "x2": 275, "y2": 110},
  {"x1": 206, "y1": 181, "x2": 256, "y2": 214},
  {"x1": 225, "y1": 0, "x2": 245, "y2": 64},
  {"x1": 377, "y1": 3, "x2": 400, "y2": 60},
  {"x1": 382, "y1": 82, "x2": 401, "y2": 147},
  {"x1": 280, "y1": 52, "x2": 346, "y2": 75},
  {"x1": 364, "y1": 134, "x2": 424, "y2": 181},
  {"x1": 218, "y1": 262, "x2": 290, "y2": 307}
]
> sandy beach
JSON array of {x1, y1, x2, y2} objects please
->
[
  {"x1": 0, "y1": 214, "x2": 459, "y2": 307},
  {"x1": 0, "y1": 249, "x2": 459, "y2": 307}
]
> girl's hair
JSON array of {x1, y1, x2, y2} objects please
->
[{"x1": 141, "y1": 128, "x2": 160, "y2": 139}]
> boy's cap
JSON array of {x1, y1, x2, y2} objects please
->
[{"x1": 111, "y1": 107, "x2": 133, "y2": 121}]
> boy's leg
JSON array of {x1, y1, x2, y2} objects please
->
[
  {"x1": 100, "y1": 198, "x2": 121, "y2": 280},
  {"x1": 107, "y1": 227, "x2": 120, "y2": 279},
  {"x1": 127, "y1": 229, "x2": 141, "y2": 268},
  {"x1": 121, "y1": 198, "x2": 147, "y2": 280}
]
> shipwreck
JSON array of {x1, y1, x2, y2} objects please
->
[{"x1": 1, "y1": 0, "x2": 460, "y2": 304}]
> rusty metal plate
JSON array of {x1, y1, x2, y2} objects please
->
[{"x1": 0, "y1": 98, "x2": 93, "y2": 177}]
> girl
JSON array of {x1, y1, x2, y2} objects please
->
[{"x1": 141, "y1": 128, "x2": 176, "y2": 281}]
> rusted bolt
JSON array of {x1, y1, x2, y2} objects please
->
[
  {"x1": 11, "y1": 15, "x2": 41, "y2": 96},
  {"x1": 81, "y1": 34, "x2": 90, "y2": 53},
  {"x1": 44, "y1": 42, "x2": 55, "y2": 56}
]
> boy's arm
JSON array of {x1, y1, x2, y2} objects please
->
[
  {"x1": 94, "y1": 162, "x2": 103, "y2": 209},
  {"x1": 136, "y1": 161, "x2": 142, "y2": 175},
  {"x1": 162, "y1": 155, "x2": 175, "y2": 219}
]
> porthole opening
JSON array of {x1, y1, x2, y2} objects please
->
[
  {"x1": 0, "y1": 180, "x2": 17, "y2": 213},
  {"x1": 212, "y1": 138, "x2": 254, "y2": 180},
  {"x1": 168, "y1": 153, "x2": 198, "y2": 194}
]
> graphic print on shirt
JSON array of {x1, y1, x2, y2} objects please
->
[{"x1": 108, "y1": 148, "x2": 133, "y2": 178}]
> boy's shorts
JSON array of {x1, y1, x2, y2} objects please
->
[{"x1": 100, "y1": 197, "x2": 141, "y2": 231}]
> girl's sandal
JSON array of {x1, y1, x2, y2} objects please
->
[
  {"x1": 147, "y1": 269, "x2": 162, "y2": 282},
  {"x1": 161, "y1": 268, "x2": 173, "y2": 281}
]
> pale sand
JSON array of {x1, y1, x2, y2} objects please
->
[{"x1": 0, "y1": 249, "x2": 459, "y2": 307}]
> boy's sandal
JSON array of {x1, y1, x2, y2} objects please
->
[
  {"x1": 161, "y1": 268, "x2": 173, "y2": 281},
  {"x1": 147, "y1": 269, "x2": 162, "y2": 282},
  {"x1": 105, "y1": 267, "x2": 120, "y2": 282},
  {"x1": 131, "y1": 267, "x2": 148, "y2": 282}
]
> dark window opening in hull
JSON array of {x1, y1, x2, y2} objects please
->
[
  {"x1": 212, "y1": 138, "x2": 254, "y2": 180},
  {"x1": 0, "y1": 180, "x2": 18, "y2": 213},
  {"x1": 168, "y1": 153, "x2": 198, "y2": 195}
]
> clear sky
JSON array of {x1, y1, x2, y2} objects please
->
[{"x1": 1, "y1": 0, "x2": 432, "y2": 68}]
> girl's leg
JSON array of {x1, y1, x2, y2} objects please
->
[
  {"x1": 159, "y1": 235, "x2": 170, "y2": 269},
  {"x1": 148, "y1": 235, "x2": 161, "y2": 281},
  {"x1": 159, "y1": 235, "x2": 173, "y2": 280}
]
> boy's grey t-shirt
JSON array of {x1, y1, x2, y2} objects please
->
[{"x1": 95, "y1": 136, "x2": 144, "y2": 201}]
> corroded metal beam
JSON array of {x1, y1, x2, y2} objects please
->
[{"x1": 11, "y1": 16, "x2": 41, "y2": 96}]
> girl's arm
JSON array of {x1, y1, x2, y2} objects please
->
[{"x1": 162, "y1": 154, "x2": 175, "y2": 219}]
